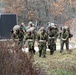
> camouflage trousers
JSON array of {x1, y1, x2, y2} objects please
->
[
  {"x1": 60, "y1": 40, "x2": 69, "y2": 52},
  {"x1": 27, "y1": 41, "x2": 35, "y2": 54},
  {"x1": 48, "y1": 39, "x2": 56, "y2": 55},
  {"x1": 38, "y1": 43, "x2": 46, "y2": 57}
]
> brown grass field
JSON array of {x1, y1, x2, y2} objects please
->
[{"x1": 0, "y1": 40, "x2": 76, "y2": 75}]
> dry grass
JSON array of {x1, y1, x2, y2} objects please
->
[
  {"x1": 34, "y1": 50, "x2": 76, "y2": 75},
  {"x1": 0, "y1": 40, "x2": 47, "y2": 75},
  {"x1": 0, "y1": 40, "x2": 76, "y2": 75}
]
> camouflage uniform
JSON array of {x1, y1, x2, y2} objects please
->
[
  {"x1": 37, "y1": 27, "x2": 48, "y2": 58},
  {"x1": 47, "y1": 23, "x2": 58, "y2": 52},
  {"x1": 20, "y1": 23, "x2": 27, "y2": 44},
  {"x1": 30, "y1": 27, "x2": 36, "y2": 54},
  {"x1": 48, "y1": 27, "x2": 57, "y2": 55},
  {"x1": 11, "y1": 25, "x2": 20, "y2": 40},
  {"x1": 18, "y1": 28, "x2": 24, "y2": 49},
  {"x1": 60, "y1": 28, "x2": 69, "y2": 53},
  {"x1": 25, "y1": 30, "x2": 35, "y2": 54}
]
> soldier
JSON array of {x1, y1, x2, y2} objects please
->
[
  {"x1": 26, "y1": 21, "x2": 34, "y2": 30},
  {"x1": 18, "y1": 26, "x2": 24, "y2": 49},
  {"x1": 37, "y1": 27, "x2": 48, "y2": 58},
  {"x1": 11, "y1": 25, "x2": 20, "y2": 41},
  {"x1": 48, "y1": 25, "x2": 57, "y2": 55},
  {"x1": 20, "y1": 22, "x2": 26, "y2": 32},
  {"x1": 20, "y1": 22, "x2": 27, "y2": 45},
  {"x1": 64, "y1": 26, "x2": 73, "y2": 39},
  {"x1": 25, "y1": 29, "x2": 35, "y2": 54},
  {"x1": 30, "y1": 27, "x2": 37, "y2": 54},
  {"x1": 11, "y1": 24, "x2": 25, "y2": 49},
  {"x1": 60, "y1": 27, "x2": 69, "y2": 53}
]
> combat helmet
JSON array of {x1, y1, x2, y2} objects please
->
[
  {"x1": 40, "y1": 27, "x2": 45, "y2": 31},
  {"x1": 21, "y1": 22, "x2": 25, "y2": 26},
  {"x1": 28, "y1": 21, "x2": 34, "y2": 27}
]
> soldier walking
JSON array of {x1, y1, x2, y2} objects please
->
[
  {"x1": 37, "y1": 27, "x2": 48, "y2": 58},
  {"x1": 48, "y1": 25, "x2": 57, "y2": 55},
  {"x1": 18, "y1": 26, "x2": 24, "y2": 49},
  {"x1": 60, "y1": 27, "x2": 69, "y2": 53},
  {"x1": 25, "y1": 29, "x2": 35, "y2": 54}
]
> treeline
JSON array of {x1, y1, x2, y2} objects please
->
[{"x1": 2, "y1": 0, "x2": 76, "y2": 31}]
